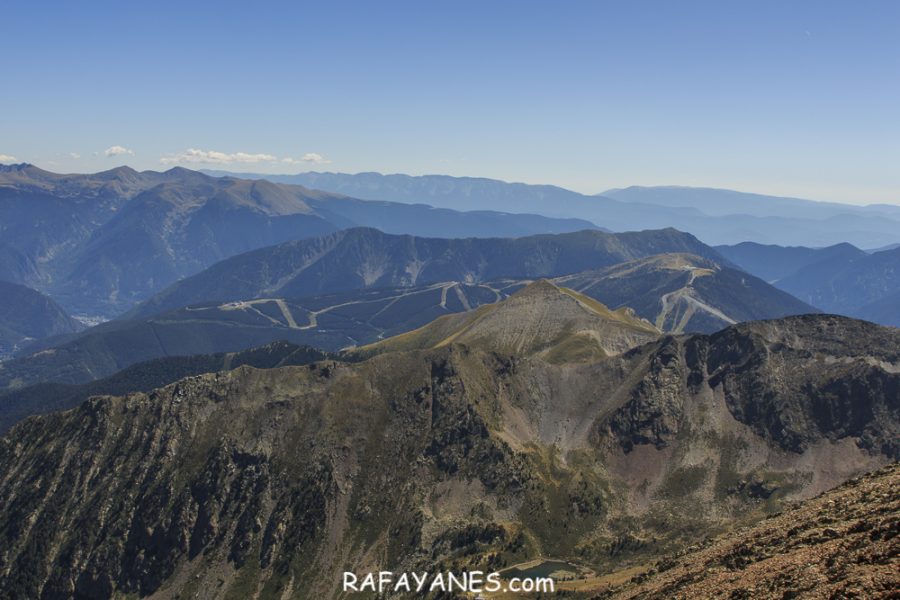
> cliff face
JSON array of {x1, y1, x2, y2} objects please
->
[{"x1": 0, "y1": 314, "x2": 897, "y2": 599}]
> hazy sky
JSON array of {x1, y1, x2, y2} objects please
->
[{"x1": 2, "y1": 1, "x2": 898, "y2": 204}]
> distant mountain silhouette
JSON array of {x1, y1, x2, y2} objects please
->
[
  {"x1": 0, "y1": 165, "x2": 598, "y2": 316},
  {"x1": 716, "y1": 241, "x2": 866, "y2": 283},
  {"x1": 717, "y1": 241, "x2": 900, "y2": 328},
  {"x1": 204, "y1": 170, "x2": 900, "y2": 248}
]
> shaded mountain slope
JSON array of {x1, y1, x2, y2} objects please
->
[
  {"x1": 855, "y1": 290, "x2": 900, "y2": 328},
  {"x1": 0, "y1": 341, "x2": 331, "y2": 434},
  {"x1": 777, "y1": 246, "x2": 900, "y2": 316},
  {"x1": 0, "y1": 164, "x2": 171, "y2": 267},
  {"x1": 0, "y1": 282, "x2": 82, "y2": 359},
  {"x1": 0, "y1": 282, "x2": 515, "y2": 390},
  {"x1": 716, "y1": 241, "x2": 900, "y2": 328},
  {"x1": 715, "y1": 241, "x2": 866, "y2": 283},
  {"x1": 131, "y1": 227, "x2": 724, "y2": 319},
  {"x1": 0, "y1": 313, "x2": 896, "y2": 598},
  {"x1": 304, "y1": 194, "x2": 601, "y2": 238},
  {"x1": 357, "y1": 280, "x2": 659, "y2": 361},
  {"x1": 602, "y1": 462, "x2": 899, "y2": 599},
  {"x1": 50, "y1": 176, "x2": 339, "y2": 315},
  {"x1": 0, "y1": 244, "x2": 41, "y2": 287},
  {"x1": 554, "y1": 254, "x2": 818, "y2": 334}
]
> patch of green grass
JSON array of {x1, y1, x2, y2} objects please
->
[
  {"x1": 542, "y1": 332, "x2": 607, "y2": 364},
  {"x1": 656, "y1": 464, "x2": 708, "y2": 499}
]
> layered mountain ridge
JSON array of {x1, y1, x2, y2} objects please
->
[
  {"x1": 0, "y1": 163, "x2": 897, "y2": 600},
  {"x1": 0, "y1": 247, "x2": 815, "y2": 395},
  {"x1": 718, "y1": 241, "x2": 900, "y2": 327},
  {"x1": 130, "y1": 226, "x2": 726, "y2": 319},
  {"x1": 0, "y1": 165, "x2": 597, "y2": 317},
  {"x1": 203, "y1": 169, "x2": 900, "y2": 248}
]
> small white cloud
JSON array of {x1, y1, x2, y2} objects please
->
[
  {"x1": 160, "y1": 148, "x2": 281, "y2": 166},
  {"x1": 69, "y1": 152, "x2": 81, "y2": 160},
  {"x1": 105, "y1": 145, "x2": 134, "y2": 157},
  {"x1": 282, "y1": 152, "x2": 331, "y2": 166},
  {"x1": 0, "y1": 154, "x2": 18, "y2": 163},
  {"x1": 160, "y1": 148, "x2": 330, "y2": 167}
]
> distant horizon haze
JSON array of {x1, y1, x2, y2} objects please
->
[
  {"x1": 1, "y1": 1, "x2": 898, "y2": 205},
  {"x1": 2, "y1": 160, "x2": 896, "y2": 209}
]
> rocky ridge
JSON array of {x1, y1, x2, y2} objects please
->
[{"x1": 0, "y1": 310, "x2": 896, "y2": 598}]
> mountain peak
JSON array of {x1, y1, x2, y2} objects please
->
[
  {"x1": 357, "y1": 280, "x2": 659, "y2": 362},
  {"x1": 510, "y1": 278, "x2": 560, "y2": 298}
]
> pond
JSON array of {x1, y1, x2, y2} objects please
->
[{"x1": 501, "y1": 559, "x2": 588, "y2": 580}]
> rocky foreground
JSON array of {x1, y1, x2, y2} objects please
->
[{"x1": 600, "y1": 462, "x2": 899, "y2": 599}]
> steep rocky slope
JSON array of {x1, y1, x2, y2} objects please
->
[
  {"x1": 0, "y1": 313, "x2": 896, "y2": 598},
  {"x1": 600, "y1": 462, "x2": 899, "y2": 599},
  {"x1": 0, "y1": 341, "x2": 332, "y2": 434}
]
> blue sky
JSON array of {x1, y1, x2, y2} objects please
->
[{"x1": 1, "y1": 1, "x2": 898, "y2": 204}]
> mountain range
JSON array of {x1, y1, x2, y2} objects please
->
[
  {"x1": 0, "y1": 164, "x2": 595, "y2": 317},
  {"x1": 5, "y1": 164, "x2": 897, "y2": 327},
  {"x1": 129, "y1": 226, "x2": 726, "y2": 319},
  {"x1": 604, "y1": 185, "x2": 900, "y2": 220},
  {"x1": 0, "y1": 281, "x2": 515, "y2": 390},
  {"x1": 718, "y1": 241, "x2": 900, "y2": 327},
  {"x1": 0, "y1": 230, "x2": 816, "y2": 395},
  {"x1": 206, "y1": 169, "x2": 900, "y2": 248},
  {"x1": 715, "y1": 241, "x2": 866, "y2": 283},
  {"x1": 0, "y1": 163, "x2": 898, "y2": 599},
  {"x1": 0, "y1": 288, "x2": 896, "y2": 598}
]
